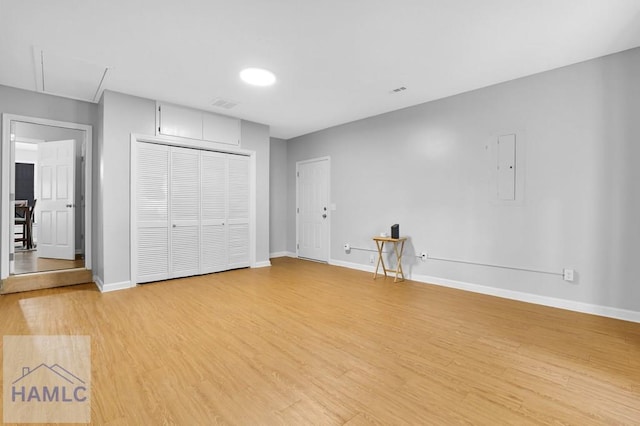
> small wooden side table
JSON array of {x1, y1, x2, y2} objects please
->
[{"x1": 373, "y1": 236, "x2": 407, "y2": 282}]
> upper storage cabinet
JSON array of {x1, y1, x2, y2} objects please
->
[{"x1": 157, "y1": 102, "x2": 240, "y2": 146}]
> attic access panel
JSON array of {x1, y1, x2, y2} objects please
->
[{"x1": 34, "y1": 48, "x2": 109, "y2": 103}]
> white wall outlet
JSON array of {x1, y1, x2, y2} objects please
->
[
  {"x1": 420, "y1": 252, "x2": 427, "y2": 261},
  {"x1": 344, "y1": 243, "x2": 350, "y2": 252},
  {"x1": 369, "y1": 254, "x2": 375, "y2": 263},
  {"x1": 563, "y1": 268, "x2": 574, "y2": 282}
]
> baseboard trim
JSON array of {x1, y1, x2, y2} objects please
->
[
  {"x1": 95, "y1": 277, "x2": 132, "y2": 293},
  {"x1": 252, "y1": 261, "x2": 272, "y2": 268},
  {"x1": 329, "y1": 258, "x2": 640, "y2": 324},
  {"x1": 93, "y1": 275, "x2": 103, "y2": 291},
  {"x1": 271, "y1": 251, "x2": 297, "y2": 259},
  {"x1": 329, "y1": 259, "x2": 375, "y2": 273},
  {"x1": 269, "y1": 251, "x2": 290, "y2": 258}
]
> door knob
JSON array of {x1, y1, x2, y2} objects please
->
[
  {"x1": 322, "y1": 214, "x2": 327, "y2": 219},
  {"x1": 66, "y1": 204, "x2": 73, "y2": 208}
]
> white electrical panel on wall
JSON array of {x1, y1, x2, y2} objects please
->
[
  {"x1": 497, "y1": 134, "x2": 516, "y2": 200},
  {"x1": 487, "y1": 131, "x2": 525, "y2": 205}
]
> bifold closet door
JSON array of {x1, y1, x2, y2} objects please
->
[
  {"x1": 136, "y1": 143, "x2": 250, "y2": 284},
  {"x1": 170, "y1": 147, "x2": 201, "y2": 278},
  {"x1": 136, "y1": 143, "x2": 170, "y2": 283},
  {"x1": 227, "y1": 155, "x2": 250, "y2": 269},
  {"x1": 200, "y1": 151, "x2": 228, "y2": 273}
]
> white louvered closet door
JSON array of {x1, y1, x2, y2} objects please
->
[
  {"x1": 200, "y1": 151, "x2": 228, "y2": 273},
  {"x1": 227, "y1": 155, "x2": 250, "y2": 269},
  {"x1": 136, "y1": 143, "x2": 170, "y2": 283},
  {"x1": 170, "y1": 147, "x2": 201, "y2": 278}
]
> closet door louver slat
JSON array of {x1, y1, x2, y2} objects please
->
[
  {"x1": 170, "y1": 147, "x2": 200, "y2": 278},
  {"x1": 136, "y1": 143, "x2": 170, "y2": 283},
  {"x1": 201, "y1": 152, "x2": 228, "y2": 273},
  {"x1": 227, "y1": 156, "x2": 250, "y2": 268}
]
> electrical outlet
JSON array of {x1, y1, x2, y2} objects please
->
[
  {"x1": 563, "y1": 268, "x2": 574, "y2": 282},
  {"x1": 420, "y1": 252, "x2": 427, "y2": 261},
  {"x1": 369, "y1": 254, "x2": 375, "y2": 264}
]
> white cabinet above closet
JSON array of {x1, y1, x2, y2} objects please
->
[{"x1": 156, "y1": 102, "x2": 240, "y2": 146}]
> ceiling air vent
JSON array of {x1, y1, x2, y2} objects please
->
[
  {"x1": 390, "y1": 86, "x2": 407, "y2": 94},
  {"x1": 211, "y1": 98, "x2": 238, "y2": 109}
]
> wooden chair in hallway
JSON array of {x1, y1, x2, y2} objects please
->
[{"x1": 14, "y1": 199, "x2": 36, "y2": 249}]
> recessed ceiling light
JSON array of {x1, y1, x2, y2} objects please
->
[{"x1": 240, "y1": 68, "x2": 276, "y2": 87}]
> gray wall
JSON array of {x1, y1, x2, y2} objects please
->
[
  {"x1": 269, "y1": 137, "x2": 287, "y2": 255},
  {"x1": 286, "y1": 47, "x2": 640, "y2": 312},
  {"x1": 0, "y1": 85, "x2": 98, "y2": 269},
  {"x1": 95, "y1": 97, "x2": 104, "y2": 281},
  {"x1": 100, "y1": 90, "x2": 156, "y2": 286},
  {"x1": 240, "y1": 120, "x2": 271, "y2": 265}
]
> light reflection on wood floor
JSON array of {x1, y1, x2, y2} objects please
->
[{"x1": 13, "y1": 249, "x2": 84, "y2": 275}]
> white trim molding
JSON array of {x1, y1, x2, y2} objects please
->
[
  {"x1": 94, "y1": 275, "x2": 133, "y2": 293},
  {"x1": 329, "y1": 258, "x2": 374, "y2": 273},
  {"x1": 2, "y1": 114, "x2": 93, "y2": 280},
  {"x1": 252, "y1": 261, "x2": 272, "y2": 268},
  {"x1": 269, "y1": 251, "x2": 296, "y2": 258},
  {"x1": 295, "y1": 156, "x2": 331, "y2": 262},
  {"x1": 329, "y1": 258, "x2": 640, "y2": 324},
  {"x1": 409, "y1": 272, "x2": 640, "y2": 324}
]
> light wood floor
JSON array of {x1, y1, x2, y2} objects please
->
[
  {"x1": 13, "y1": 249, "x2": 84, "y2": 275},
  {"x1": 1, "y1": 257, "x2": 639, "y2": 424}
]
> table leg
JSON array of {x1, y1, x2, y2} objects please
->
[
  {"x1": 394, "y1": 240, "x2": 406, "y2": 282},
  {"x1": 373, "y1": 240, "x2": 387, "y2": 279}
]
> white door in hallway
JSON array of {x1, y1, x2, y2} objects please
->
[
  {"x1": 37, "y1": 139, "x2": 76, "y2": 260},
  {"x1": 297, "y1": 157, "x2": 330, "y2": 262}
]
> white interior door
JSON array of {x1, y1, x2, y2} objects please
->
[
  {"x1": 297, "y1": 158, "x2": 329, "y2": 262},
  {"x1": 170, "y1": 146, "x2": 200, "y2": 278},
  {"x1": 37, "y1": 139, "x2": 75, "y2": 260}
]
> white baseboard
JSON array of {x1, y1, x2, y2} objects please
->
[
  {"x1": 94, "y1": 276, "x2": 133, "y2": 293},
  {"x1": 329, "y1": 258, "x2": 640, "y2": 324},
  {"x1": 329, "y1": 259, "x2": 375, "y2": 273},
  {"x1": 271, "y1": 251, "x2": 297, "y2": 259},
  {"x1": 253, "y1": 260, "x2": 272, "y2": 268},
  {"x1": 93, "y1": 275, "x2": 103, "y2": 292},
  {"x1": 269, "y1": 251, "x2": 290, "y2": 258},
  {"x1": 272, "y1": 251, "x2": 298, "y2": 258}
]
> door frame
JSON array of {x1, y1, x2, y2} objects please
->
[
  {"x1": 295, "y1": 156, "x2": 331, "y2": 262},
  {"x1": 129, "y1": 133, "x2": 256, "y2": 286},
  {"x1": 1, "y1": 114, "x2": 92, "y2": 279}
]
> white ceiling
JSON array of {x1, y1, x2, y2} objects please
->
[{"x1": 1, "y1": 1, "x2": 640, "y2": 139}]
